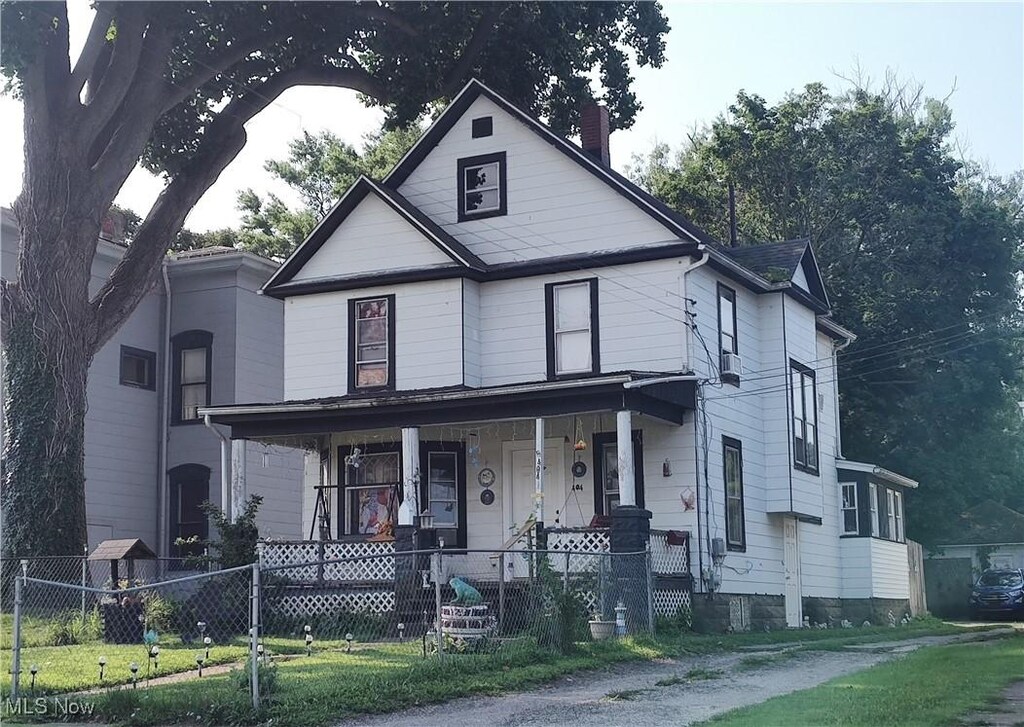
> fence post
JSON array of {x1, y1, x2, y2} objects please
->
[
  {"x1": 250, "y1": 559, "x2": 261, "y2": 710},
  {"x1": 431, "y1": 551, "x2": 443, "y2": 661},
  {"x1": 81, "y1": 544, "x2": 88, "y2": 623},
  {"x1": 11, "y1": 562, "x2": 26, "y2": 701},
  {"x1": 645, "y1": 543, "x2": 655, "y2": 633},
  {"x1": 498, "y1": 552, "x2": 506, "y2": 634}
]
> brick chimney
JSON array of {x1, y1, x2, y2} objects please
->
[{"x1": 581, "y1": 103, "x2": 610, "y2": 166}]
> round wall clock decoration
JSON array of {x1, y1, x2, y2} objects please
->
[
  {"x1": 480, "y1": 489, "x2": 495, "y2": 506},
  {"x1": 477, "y1": 467, "x2": 496, "y2": 487},
  {"x1": 571, "y1": 461, "x2": 588, "y2": 479}
]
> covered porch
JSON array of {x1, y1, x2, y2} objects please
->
[{"x1": 202, "y1": 373, "x2": 697, "y2": 552}]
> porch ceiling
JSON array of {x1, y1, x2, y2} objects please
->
[{"x1": 200, "y1": 373, "x2": 696, "y2": 439}]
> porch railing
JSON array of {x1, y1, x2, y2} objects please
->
[
  {"x1": 545, "y1": 527, "x2": 610, "y2": 554},
  {"x1": 260, "y1": 539, "x2": 395, "y2": 583}
]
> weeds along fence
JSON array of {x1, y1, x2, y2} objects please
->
[{"x1": 2, "y1": 548, "x2": 658, "y2": 718}]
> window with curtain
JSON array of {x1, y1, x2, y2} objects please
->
[{"x1": 723, "y1": 437, "x2": 745, "y2": 550}]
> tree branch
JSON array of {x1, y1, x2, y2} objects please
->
[
  {"x1": 90, "y1": 63, "x2": 388, "y2": 348},
  {"x1": 68, "y1": 3, "x2": 114, "y2": 104},
  {"x1": 437, "y1": 4, "x2": 504, "y2": 99}
]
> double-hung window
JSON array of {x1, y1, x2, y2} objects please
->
[
  {"x1": 171, "y1": 330, "x2": 212, "y2": 425},
  {"x1": 886, "y1": 489, "x2": 898, "y2": 542},
  {"x1": 349, "y1": 295, "x2": 395, "y2": 391},
  {"x1": 120, "y1": 346, "x2": 156, "y2": 390},
  {"x1": 457, "y1": 152, "x2": 507, "y2": 221},
  {"x1": 546, "y1": 279, "x2": 599, "y2": 378},
  {"x1": 893, "y1": 491, "x2": 905, "y2": 542},
  {"x1": 869, "y1": 483, "x2": 880, "y2": 537},
  {"x1": 791, "y1": 361, "x2": 818, "y2": 472},
  {"x1": 841, "y1": 483, "x2": 859, "y2": 535},
  {"x1": 723, "y1": 436, "x2": 745, "y2": 551}
]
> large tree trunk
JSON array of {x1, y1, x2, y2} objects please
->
[{"x1": 2, "y1": 308, "x2": 92, "y2": 558}]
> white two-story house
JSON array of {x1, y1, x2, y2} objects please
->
[{"x1": 203, "y1": 79, "x2": 917, "y2": 630}]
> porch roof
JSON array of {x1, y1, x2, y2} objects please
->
[{"x1": 200, "y1": 372, "x2": 697, "y2": 439}]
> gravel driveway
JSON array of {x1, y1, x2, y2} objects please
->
[{"x1": 339, "y1": 629, "x2": 1013, "y2": 727}]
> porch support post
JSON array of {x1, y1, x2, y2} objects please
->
[
  {"x1": 400, "y1": 427, "x2": 420, "y2": 526},
  {"x1": 616, "y1": 410, "x2": 636, "y2": 507},
  {"x1": 230, "y1": 439, "x2": 247, "y2": 522},
  {"x1": 534, "y1": 418, "x2": 545, "y2": 524}
]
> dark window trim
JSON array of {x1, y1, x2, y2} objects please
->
[
  {"x1": 419, "y1": 440, "x2": 468, "y2": 549},
  {"x1": 717, "y1": 283, "x2": 739, "y2": 386},
  {"x1": 545, "y1": 278, "x2": 600, "y2": 380},
  {"x1": 722, "y1": 435, "x2": 746, "y2": 552},
  {"x1": 170, "y1": 330, "x2": 212, "y2": 426},
  {"x1": 840, "y1": 481, "x2": 859, "y2": 536},
  {"x1": 119, "y1": 345, "x2": 157, "y2": 391},
  {"x1": 592, "y1": 430, "x2": 644, "y2": 515},
  {"x1": 471, "y1": 116, "x2": 493, "y2": 138},
  {"x1": 168, "y1": 463, "x2": 210, "y2": 564},
  {"x1": 790, "y1": 359, "x2": 819, "y2": 475},
  {"x1": 457, "y1": 151, "x2": 507, "y2": 222},
  {"x1": 347, "y1": 294, "x2": 397, "y2": 393},
  {"x1": 337, "y1": 442, "x2": 402, "y2": 538}
]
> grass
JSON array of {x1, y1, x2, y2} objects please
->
[
  {"x1": 735, "y1": 650, "x2": 799, "y2": 671},
  {"x1": 0, "y1": 615, "x2": 985, "y2": 726},
  {"x1": 654, "y1": 667, "x2": 724, "y2": 686},
  {"x1": 701, "y1": 632, "x2": 1024, "y2": 727}
]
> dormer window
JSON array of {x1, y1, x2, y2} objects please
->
[{"x1": 457, "y1": 152, "x2": 507, "y2": 222}]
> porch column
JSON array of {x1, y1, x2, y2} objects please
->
[
  {"x1": 399, "y1": 427, "x2": 420, "y2": 526},
  {"x1": 616, "y1": 410, "x2": 636, "y2": 507},
  {"x1": 534, "y1": 418, "x2": 545, "y2": 524},
  {"x1": 230, "y1": 439, "x2": 247, "y2": 522}
]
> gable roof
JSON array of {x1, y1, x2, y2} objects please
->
[
  {"x1": 383, "y1": 78, "x2": 717, "y2": 247},
  {"x1": 940, "y1": 500, "x2": 1024, "y2": 546},
  {"x1": 264, "y1": 176, "x2": 488, "y2": 293},
  {"x1": 716, "y1": 239, "x2": 831, "y2": 310}
]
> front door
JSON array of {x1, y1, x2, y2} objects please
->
[
  {"x1": 783, "y1": 516, "x2": 803, "y2": 627},
  {"x1": 502, "y1": 439, "x2": 565, "y2": 578}
]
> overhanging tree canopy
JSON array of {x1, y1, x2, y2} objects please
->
[{"x1": 0, "y1": 0, "x2": 670, "y2": 557}]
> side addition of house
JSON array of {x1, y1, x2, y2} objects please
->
[{"x1": 203, "y1": 79, "x2": 919, "y2": 630}]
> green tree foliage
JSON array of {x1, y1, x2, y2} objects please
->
[
  {"x1": 630, "y1": 82, "x2": 1024, "y2": 545},
  {"x1": 0, "y1": 1, "x2": 668, "y2": 558},
  {"x1": 232, "y1": 126, "x2": 421, "y2": 259}
]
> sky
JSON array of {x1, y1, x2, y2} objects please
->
[{"x1": 0, "y1": 1, "x2": 1021, "y2": 233}]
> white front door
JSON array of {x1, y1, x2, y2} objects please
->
[
  {"x1": 502, "y1": 439, "x2": 565, "y2": 535},
  {"x1": 783, "y1": 516, "x2": 803, "y2": 627}
]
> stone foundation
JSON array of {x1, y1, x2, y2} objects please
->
[{"x1": 694, "y1": 593, "x2": 913, "y2": 633}]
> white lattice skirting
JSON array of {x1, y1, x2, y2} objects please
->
[
  {"x1": 267, "y1": 589, "x2": 396, "y2": 618},
  {"x1": 653, "y1": 587, "x2": 693, "y2": 618},
  {"x1": 261, "y1": 541, "x2": 396, "y2": 582}
]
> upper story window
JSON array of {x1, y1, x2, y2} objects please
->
[
  {"x1": 718, "y1": 284, "x2": 739, "y2": 385},
  {"x1": 349, "y1": 295, "x2": 395, "y2": 391},
  {"x1": 791, "y1": 361, "x2": 818, "y2": 473},
  {"x1": 841, "y1": 483, "x2": 859, "y2": 535},
  {"x1": 120, "y1": 346, "x2": 156, "y2": 391},
  {"x1": 171, "y1": 330, "x2": 212, "y2": 425},
  {"x1": 457, "y1": 152, "x2": 507, "y2": 222},
  {"x1": 545, "y1": 279, "x2": 599, "y2": 378},
  {"x1": 723, "y1": 436, "x2": 746, "y2": 551}
]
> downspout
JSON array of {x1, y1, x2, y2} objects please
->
[
  {"x1": 157, "y1": 261, "x2": 172, "y2": 557},
  {"x1": 203, "y1": 414, "x2": 232, "y2": 522},
  {"x1": 679, "y1": 247, "x2": 711, "y2": 593}
]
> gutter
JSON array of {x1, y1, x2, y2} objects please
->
[
  {"x1": 203, "y1": 414, "x2": 233, "y2": 520},
  {"x1": 622, "y1": 374, "x2": 699, "y2": 389}
]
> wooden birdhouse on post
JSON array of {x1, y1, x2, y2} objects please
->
[{"x1": 89, "y1": 538, "x2": 157, "y2": 587}]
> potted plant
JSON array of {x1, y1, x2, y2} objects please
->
[{"x1": 588, "y1": 612, "x2": 616, "y2": 641}]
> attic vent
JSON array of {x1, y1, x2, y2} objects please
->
[{"x1": 472, "y1": 116, "x2": 493, "y2": 138}]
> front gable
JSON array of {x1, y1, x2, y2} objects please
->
[
  {"x1": 265, "y1": 177, "x2": 485, "y2": 292},
  {"x1": 793, "y1": 245, "x2": 830, "y2": 308},
  {"x1": 386, "y1": 81, "x2": 707, "y2": 264}
]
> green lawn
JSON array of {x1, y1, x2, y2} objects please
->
[
  {"x1": 701, "y1": 632, "x2": 1024, "y2": 727},
  {"x1": 0, "y1": 616, "x2": 992, "y2": 726}
]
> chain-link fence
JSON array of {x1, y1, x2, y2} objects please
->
[{"x1": 2, "y1": 548, "x2": 657, "y2": 720}]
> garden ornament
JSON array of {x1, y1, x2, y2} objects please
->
[{"x1": 448, "y1": 576, "x2": 483, "y2": 605}]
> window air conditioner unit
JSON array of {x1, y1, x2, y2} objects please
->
[{"x1": 721, "y1": 352, "x2": 742, "y2": 379}]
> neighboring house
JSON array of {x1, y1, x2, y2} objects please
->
[
  {"x1": 202, "y1": 79, "x2": 918, "y2": 630},
  {"x1": 924, "y1": 500, "x2": 1024, "y2": 617},
  {"x1": 0, "y1": 208, "x2": 303, "y2": 557}
]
